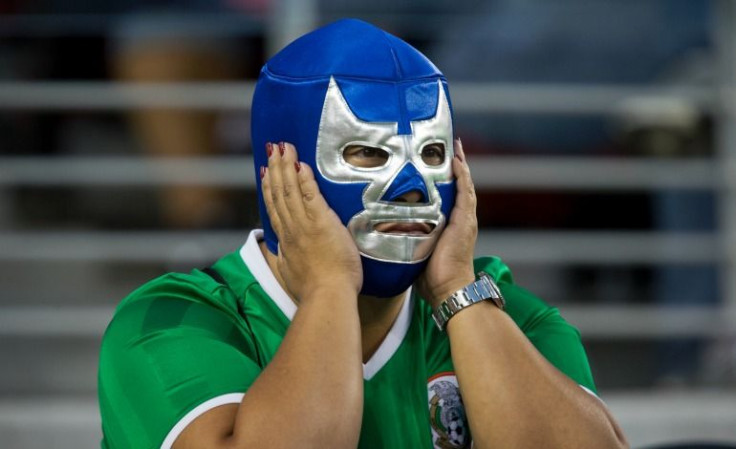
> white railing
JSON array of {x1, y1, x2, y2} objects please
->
[
  {"x1": 3, "y1": 391, "x2": 735, "y2": 449},
  {"x1": 0, "y1": 81, "x2": 720, "y2": 114},
  {"x1": 0, "y1": 230, "x2": 718, "y2": 264},
  {"x1": 0, "y1": 304, "x2": 728, "y2": 339},
  {"x1": 0, "y1": 155, "x2": 721, "y2": 189}
]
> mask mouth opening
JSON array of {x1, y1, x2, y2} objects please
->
[{"x1": 372, "y1": 221, "x2": 436, "y2": 235}]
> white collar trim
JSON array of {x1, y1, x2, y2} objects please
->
[
  {"x1": 362, "y1": 288, "x2": 413, "y2": 380},
  {"x1": 239, "y1": 229, "x2": 413, "y2": 380},
  {"x1": 240, "y1": 229, "x2": 297, "y2": 320}
]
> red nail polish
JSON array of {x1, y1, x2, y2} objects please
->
[
  {"x1": 279, "y1": 142, "x2": 286, "y2": 156},
  {"x1": 294, "y1": 161, "x2": 301, "y2": 173},
  {"x1": 266, "y1": 143, "x2": 272, "y2": 158}
]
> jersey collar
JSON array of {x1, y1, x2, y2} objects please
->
[
  {"x1": 239, "y1": 229, "x2": 414, "y2": 380},
  {"x1": 240, "y1": 229, "x2": 297, "y2": 320}
]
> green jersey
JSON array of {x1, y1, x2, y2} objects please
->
[{"x1": 99, "y1": 230, "x2": 596, "y2": 449}]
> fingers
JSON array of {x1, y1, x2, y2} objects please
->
[
  {"x1": 452, "y1": 138, "x2": 477, "y2": 216},
  {"x1": 260, "y1": 151, "x2": 284, "y2": 239},
  {"x1": 454, "y1": 136, "x2": 466, "y2": 162},
  {"x1": 295, "y1": 162, "x2": 332, "y2": 220},
  {"x1": 271, "y1": 142, "x2": 308, "y2": 223},
  {"x1": 262, "y1": 142, "x2": 303, "y2": 243},
  {"x1": 262, "y1": 142, "x2": 321, "y2": 245}
]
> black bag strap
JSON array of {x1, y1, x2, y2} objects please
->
[
  {"x1": 202, "y1": 266, "x2": 265, "y2": 368},
  {"x1": 201, "y1": 266, "x2": 227, "y2": 285}
]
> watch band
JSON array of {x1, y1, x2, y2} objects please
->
[{"x1": 432, "y1": 271, "x2": 505, "y2": 331}]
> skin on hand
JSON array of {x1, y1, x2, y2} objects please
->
[
  {"x1": 261, "y1": 141, "x2": 363, "y2": 301},
  {"x1": 416, "y1": 138, "x2": 477, "y2": 308}
]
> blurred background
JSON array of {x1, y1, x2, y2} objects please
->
[{"x1": 0, "y1": 0, "x2": 735, "y2": 448}]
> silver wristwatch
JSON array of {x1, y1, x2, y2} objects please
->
[{"x1": 432, "y1": 271, "x2": 505, "y2": 331}]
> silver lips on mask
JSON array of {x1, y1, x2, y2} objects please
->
[{"x1": 315, "y1": 77, "x2": 454, "y2": 264}]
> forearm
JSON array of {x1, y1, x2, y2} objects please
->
[
  {"x1": 448, "y1": 302, "x2": 628, "y2": 449},
  {"x1": 229, "y1": 289, "x2": 363, "y2": 448}
]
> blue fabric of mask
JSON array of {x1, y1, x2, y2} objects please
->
[
  {"x1": 251, "y1": 18, "x2": 457, "y2": 297},
  {"x1": 381, "y1": 163, "x2": 430, "y2": 203}
]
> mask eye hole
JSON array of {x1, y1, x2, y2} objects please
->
[
  {"x1": 421, "y1": 143, "x2": 445, "y2": 166},
  {"x1": 343, "y1": 145, "x2": 390, "y2": 168}
]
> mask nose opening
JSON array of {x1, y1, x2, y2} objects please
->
[
  {"x1": 391, "y1": 190, "x2": 427, "y2": 203},
  {"x1": 380, "y1": 163, "x2": 430, "y2": 204}
]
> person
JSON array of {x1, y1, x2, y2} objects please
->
[
  {"x1": 98, "y1": 19, "x2": 628, "y2": 449},
  {"x1": 110, "y1": 1, "x2": 270, "y2": 229}
]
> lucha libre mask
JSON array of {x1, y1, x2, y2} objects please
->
[
  {"x1": 251, "y1": 19, "x2": 456, "y2": 297},
  {"x1": 316, "y1": 77, "x2": 453, "y2": 264}
]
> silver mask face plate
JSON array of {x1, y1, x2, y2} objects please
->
[{"x1": 315, "y1": 77, "x2": 454, "y2": 263}]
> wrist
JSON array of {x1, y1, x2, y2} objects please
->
[
  {"x1": 426, "y1": 272, "x2": 475, "y2": 309},
  {"x1": 299, "y1": 279, "x2": 360, "y2": 303},
  {"x1": 431, "y1": 271, "x2": 505, "y2": 331}
]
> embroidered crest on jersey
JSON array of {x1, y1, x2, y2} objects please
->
[{"x1": 427, "y1": 372, "x2": 470, "y2": 449}]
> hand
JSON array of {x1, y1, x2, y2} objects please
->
[
  {"x1": 416, "y1": 139, "x2": 477, "y2": 308},
  {"x1": 261, "y1": 142, "x2": 363, "y2": 302}
]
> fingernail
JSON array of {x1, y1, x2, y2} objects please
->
[
  {"x1": 260, "y1": 166, "x2": 265, "y2": 179},
  {"x1": 294, "y1": 161, "x2": 301, "y2": 173},
  {"x1": 266, "y1": 143, "x2": 272, "y2": 158},
  {"x1": 278, "y1": 141, "x2": 286, "y2": 157},
  {"x1": 455, "y1": 138, "x2": 463, "y2": 161}
]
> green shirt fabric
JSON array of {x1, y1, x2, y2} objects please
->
[{"x1": 98, "y1": 230, "x2": 596, "y2": 449}]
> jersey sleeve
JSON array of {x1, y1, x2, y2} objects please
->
[
  {"x1": 475, "y1": 256, "x2": 598, "y2": 393},
  {"x1": 99, "y1": 283, "x2": 262, "y2": 449}
]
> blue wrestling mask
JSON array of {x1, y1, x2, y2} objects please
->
[{"x1": 251, "y1": 18, "x2": 456, "y2": 297}]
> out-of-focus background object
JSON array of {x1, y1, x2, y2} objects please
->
[{"x1": 1, "y1": 0, "x2": 735, "y2": 448}]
